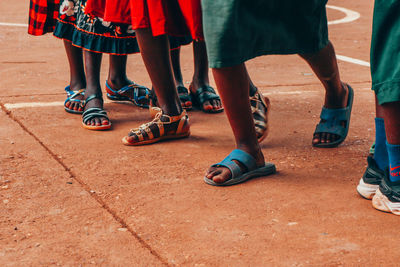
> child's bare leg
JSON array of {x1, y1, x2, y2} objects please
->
[
  {"x1": 205, "y1": 63, "x2": 264, "y2": 184},
  {"x1": 190, "y1": 41, "x2": 222, "y2": 111},
  {"x1": 83, "y1": 51, "x2": 109, "y2": 126},
  {"x1": 135, "y1": 28, "x2": 182, "y2": 116},
  {"x1": 299, "y1": 41, "x2": 349, "y2": 145},
  {"x1": 382, "y1": 101, "x2": 400, "y2": 144},
  {"x1": 63, "y1": 40, "x2": 86, "y2": 111},
  {"x1": 107, "y1": 55, "x2": 130, "y2": 88},
  {"x1": 171, "y1": 48, "x2": 184, "y2": 87},
  {"x1": 170, "y1": 47, "x2": 192, "y2": 108}
]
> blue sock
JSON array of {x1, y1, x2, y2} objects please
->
[
  {"x1": 387, "y1": 142, "x2": 400, "y2": 182},
  {"x1": 373, "y1": 118, "x2": 388, "y2": 170}
]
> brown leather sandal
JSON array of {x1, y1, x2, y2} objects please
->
[
  {"x1": 122, "y1": 109, "x2": 190, "y2": 146},
  {"x1": 250, "y1": 88, "x2": 270, "y2": 143}
]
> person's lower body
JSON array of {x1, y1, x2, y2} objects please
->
[
  {"x1": 359, "y1": 0, "x2": 400, "y2": 215},
  {"x1": 204, "y1": 63, "x2": 275, "y2": 185},
  {"x1": 122, "y1": 28, "x2": 190, "y2": 145},
  {"x1": 54, "y1": 0, "x2": 151, "y2": 131},
  {"x1": 300, "y1": 41, "x2": 352, "y2": 147}
]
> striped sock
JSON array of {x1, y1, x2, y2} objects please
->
[
  {"x1": 373, "y1": 118, "x2": 388, "y2": 170},
  {"x1": 387, "y1": 142, "x2": 400, "y2": 182}
]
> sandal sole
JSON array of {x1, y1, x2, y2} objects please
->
[
  {"x1": 122, "y1": 131, "x2": 190, "y2": 146},
  {"x1": 82, "y1": 122, "x2": 112, "y2": 131}
]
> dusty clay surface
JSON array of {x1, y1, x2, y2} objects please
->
[{"x1": 1, "y1": 0, "x2": 400, "y2": 265}]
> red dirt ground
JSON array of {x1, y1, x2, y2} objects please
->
[{"x1": 1, "y1": 0, "x2": 399, "y2": 266}]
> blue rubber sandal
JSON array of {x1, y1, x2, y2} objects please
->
[
  {"x1": 64, "y1": 85, "x2": 85, "y2": 114},
  {"x1": 105, "y1": 80, "x2": 150, "y2": 108},
  {"x1": 313, "y1": 84, "x2": 354, "y2": 148},
  {"x1": 204, "y1": 149, "x2": 276, "y2": 186}
]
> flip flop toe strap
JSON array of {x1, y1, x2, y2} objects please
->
[
  {"x1": 211, "y1": 149, "x2": 258, "y2": 179},
  {"x1": 82, "y1": 107, "x2": 109, "y2": 124}
]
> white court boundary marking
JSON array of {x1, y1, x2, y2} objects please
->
[
  {"x1": 1, "y1": 5, "x2": 367, "y2": 109},
  {"x1": 326, "y1": 5, "x2": 361, "y2": 25}
]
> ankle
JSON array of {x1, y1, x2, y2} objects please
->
[
  {"x1": 236, "y1": 144, "x2": 264, "y2": 165},
  {"x1": 107, "y1": 76, "x2": 130, "y2": 89},
  {"x1": 70, "y1": 80, "x2": 86, "y2": 91},
  {"x1": 190, "y1": 77, "x2": 209, "y2": 90}
]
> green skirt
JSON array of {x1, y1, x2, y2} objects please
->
[
  {"x1": 371, "y1": 0, "x2": 400, "y2": 105},
  {"x1": 201, "y1": 0, "x2": 329, "y2": 68}
]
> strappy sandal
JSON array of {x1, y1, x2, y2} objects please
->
[
  {"x1": 250, "y1": 87, "x2": 270, "y2": 143},
  {"x1": 177, "y1": 85, "x2": 192, "y2": 110},
  {"x1": 190, "y1": 85, "x2": 224, "y2": 113},
  {"x1": 64, "y1": 85, "x2": 85, "y2": 114},
  {"x1": 105, "y1": 80, "x2": 151, "y2": 108},
  {"x1": 81, "y1": 93, "x2": 112, "y2": 131},
  {"x1": 122, "y1": 109, "x2": 190, "y2": 146}
]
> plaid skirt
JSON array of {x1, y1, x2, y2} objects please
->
[{"x1": 28, "y1": 0, "x2": 60, "y2": 35}]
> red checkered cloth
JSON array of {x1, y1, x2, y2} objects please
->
[{"x1": 28, "y1": 0, "x2": 60, "y2": 35}]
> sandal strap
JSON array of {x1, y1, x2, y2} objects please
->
[
  {"x1": 319, "y1": 106, "x2": 350, "y2": 122},
  {"x1": 177, "y1": 86, "x2": 191, "y2": 102},
  {"x1": 106, "y1": 80, "x2": 150, "y2": 105},
  {"x1": 82, "y1": 107, "x2": 109, "y2": 124},
  {"x1": 129, "y1": 110, "x2": 188, "y2": 141},
  {"x1": 211, "y1": 149, "x2": 258, "y2": 179},
  {"x1": 193, "y1": 86, "x2": 220, "y2": 104},
  {"x1": 64, "y1": 86, "x2": 85, "y2": 104}
]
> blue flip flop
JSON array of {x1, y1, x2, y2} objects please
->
[
  {"x1": 105, "y1": 80, "x2": 151, "y2": 108},
  {"x1": 64, "y1": 85, "x2": 85, "y2": 114},
  {"x1": 204, "y1": 149, "x2": 276, "y2": 186},
  {"x1": 313, "y1": 84, "x2": 354, "y2": 148}
]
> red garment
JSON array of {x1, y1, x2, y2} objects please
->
[
  {"x1": 85, "y1": 0, "x2": 132, "y2": 24},
  {"x1": 85, "y1": 0, "x2": 203, "y2": 40},
  {"x1": 28, "y1": 0, "x2": 60, "y2": 35}
]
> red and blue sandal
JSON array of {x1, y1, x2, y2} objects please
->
[
  {"x1": 64, "y1": 85, "x2": 85, "y2": 114},
  {"x1": 105, "y1": 80, "x2": 151, "y2": 108}
]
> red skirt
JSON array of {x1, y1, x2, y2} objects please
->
[{"x1": 85, "y1": 0, "x2": 203, "y2": 40}]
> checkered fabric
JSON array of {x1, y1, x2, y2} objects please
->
[{"x1": 28, "y1": 0, "x2": 60, "y2": 35}]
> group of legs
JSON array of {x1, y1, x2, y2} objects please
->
[
  {"x1": 59, "y1": 0, "x2": 353, "y2": 183},
  {"x1": 30, "y1": 0, "x2": 400, "y2": 215}
]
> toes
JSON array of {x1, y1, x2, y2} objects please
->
[
  {"x1": 202, "y1": 100, "x2": 213, "y2": 111},
  {"x1": 205, "y1": 167, "x2": 219, "y2": 178},
  {"x1": 65, "y1": 101, "x2": 71, "y2": 108},
  {"x1": 212, "y1": 168, "x2": 232, "y2": 184},
  {"x1": 101, "y1": 117, "x2": 109, "y2": 125},
  {"x1": 313, "y1": 133, "x2": 321, "y2": 145}
]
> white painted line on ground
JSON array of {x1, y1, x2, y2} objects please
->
[
  {"x1": 0, "y1": 22, "x2": 28, "y2": 27},
  {"x1": 336, "y1": 54, "x2": 370, "y2": 67},
  {"x1": 264, "y1": 91, "x2": 316, "y2": 96},
  {"x1": 326, "y1": 5, "x2": 361, "y2": 25},
  {"x1": 4, "y1": 99, "x2": 111, "y2": 109},
  {"x1": 4, "y1": 101, "x2": 64, "y2": 109}
]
